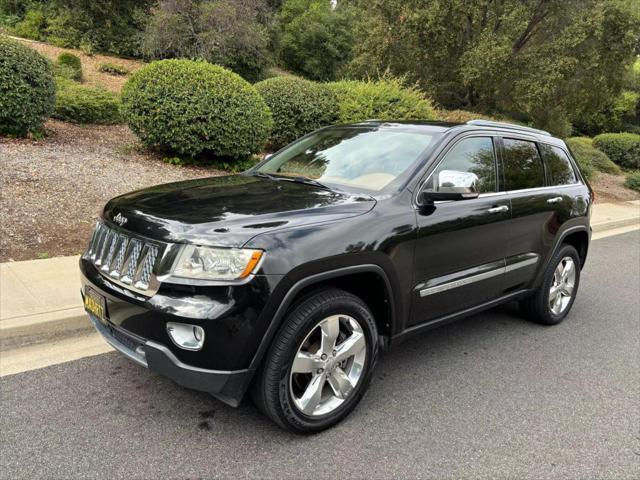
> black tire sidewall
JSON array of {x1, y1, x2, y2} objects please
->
[{"x1": 267, "y1": 290, "x2": 379, "y2": 433}]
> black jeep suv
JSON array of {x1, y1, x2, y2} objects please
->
[{"x1": 80, "y1": 120, "x2": 592, "y2": 433}]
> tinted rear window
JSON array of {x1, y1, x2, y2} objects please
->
[
  {"x1": 503, "y1": 138, "x2": 545, "y2": 190},
  {"x1": 541, "y1": 144, "x2": 577, "y2": 185}
]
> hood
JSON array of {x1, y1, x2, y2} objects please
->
[{"x1": 103, "y1": 175, "x2": 376, "y2": 247}]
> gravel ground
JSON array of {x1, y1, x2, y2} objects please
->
[{"x1": 0, "y1": 120, "x2": 222, "y2": 262}]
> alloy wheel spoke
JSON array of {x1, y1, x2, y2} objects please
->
[
  {"x1": 327, "y1": 367, "x2": 354, "y2": 399},
  {"x1": 554, "y1": 265, "x2": 563, "y2": 284},
  {"x1": 298, "y1": 373, "x2": 326, "y2": 415},
  {"x1": 320, "y1": 316, "x2": 340, "y2": 355},
  {"x1": 562, "y1": 260, "x2": 574, "y2": 281},
  {"x1": 552, "y1": 292, "x2": 563, "y2": 314},
  {"x1": 561, "y1": 283, "x2": 574, "y2": 297},
  {"x1": 292, "y1": 351, "x2": 322, "y2": 374},
  {"x1": 334, "y1": 331, "x2": 365, "y2": 363}
]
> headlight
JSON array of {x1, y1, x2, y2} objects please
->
[{"x1": 171, "y1": 246, "x2": 264, "y2": 281}]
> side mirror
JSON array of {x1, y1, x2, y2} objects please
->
[{"x1": 419, "y1": 169, "x2": 480, "y2": 204}]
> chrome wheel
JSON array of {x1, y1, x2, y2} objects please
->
[
  {"x1": 289, "y1": 314, "x2": 367, "y2": 417},
  {"x1": 549, "y1": 256, "x2": 576, "y2": 315}
]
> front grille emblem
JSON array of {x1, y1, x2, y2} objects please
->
[{"x1": 113, "y1": 213, "x2": 128, "y2": 226}]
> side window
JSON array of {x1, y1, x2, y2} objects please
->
[
  {"x1": 503, "y1": 138, "x2": 545, "y2": 190},
  {"x1": 424, "y1": 137, "x2": 497, "y2": 194},
  {"x1": 540, "y1": 144, "x2": 577, "y2": 185}
]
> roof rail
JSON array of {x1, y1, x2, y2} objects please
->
[{"x1": 466, "y1": 119, "x2": 551, "y2": 136}]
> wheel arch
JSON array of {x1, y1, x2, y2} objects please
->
[
  {"x1": 248, "y1": 265, "x2": 397, "y2": 372},
  {"x1": 533, "y1": 225, "x2": 590, "y2": 288}
]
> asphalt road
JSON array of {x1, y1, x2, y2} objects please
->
[{"x1": 1, "y1": 231, "x2": 639, "y2": 479}]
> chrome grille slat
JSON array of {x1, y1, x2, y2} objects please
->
[
  {"x1": 120, "y1": 239, "x2": 142, "y2": 285},
  {"x1": 83, "y1": 222, "x2": 161, "y2": 296}
]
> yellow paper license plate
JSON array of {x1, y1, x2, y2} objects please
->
[{"x1": 84, "y1": 286, "x2": 107, "y2": 321}]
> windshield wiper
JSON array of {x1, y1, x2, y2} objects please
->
[
  {"x1": 249, "y1": 171, "x2": 277, "y2": 180},
  {"x1": 250, "y1": 171, "x2": 335, "y2": 192},
  {"x1": 287, "y1": 176, "x2": 334, "y2": 191}
]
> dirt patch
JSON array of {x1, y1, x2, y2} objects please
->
[
  {"x1": 9, "y1": 35, "x2": 144, "y2": 92},
  {"x1": 590, "y1": 172, "x2": 640, "y2": 203},
  {"x1": 0, "y1": 120, "x2": 223, "y2": 262}
]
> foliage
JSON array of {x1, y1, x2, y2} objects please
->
[
  {"x1": 97, "y1": 62, "x2": 129, "y2": 76},
  {"x1": 11, "y1": 7, "x2": 45, "y2": 39},
  {"x1": 279, "y1": 0, "x2": 356, "y2": 81},
  {"x1": 55, "y1": 52, "x2": 82, "y2": 80},
  {"x1": 328, "y1": 76, "x2": 436, "y2": 124},
  {"x1": 6, "y1": 1, "x2": 153, "y2": 56},
  {"x1": 121, "y1": 59, "x2": 272, "y2": 160},
  {"x1": 0, "y1": 35, "x2": 55, "y2": 136},
  {"x1": 141, "y1": 0, "x2": 272, "y2": 83},
  {"x1": 255, "y1": 77, "x2": 338, "y2": 149},
  {"x1": 624, "y1": 171, "x2": 640, "y2": 192},
  {"x1": 592, "y1": 133, "x2": 640, "y2": 169},
  {"x1": 346, "y1": 0, "x2": 640, "y2": 137},
  {"x1": 566, "y1": 137, "x2": 620, "y2": 177},
  {"x1": 53, "y1": 78, "x2": 122, "y2": 124}
]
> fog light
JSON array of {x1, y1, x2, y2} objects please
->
[{"x1": 166, "y1": 322, "x2": 205, "y2": 351}]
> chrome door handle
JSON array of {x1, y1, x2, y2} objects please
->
[
  {"x1": 547, "y1": 197, "x2": 563, "y2": 204},
  {"x1": 487, "y1": 205, "x2": 509, "y2": 214}
]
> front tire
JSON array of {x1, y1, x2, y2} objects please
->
[
  {"x1": 252, "y1": 288, "x2": 379, "y2": 433},
  {"x1": 520, "y1": 244, "x2": 581, "y2": 325}
]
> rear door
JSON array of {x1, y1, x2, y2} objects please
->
[
  {"x1": 500, "y1": 137, "x2": 565, "y2": 290},
  {"x1": 410, "y1": 135, "x2": 510, "y2": 326}
]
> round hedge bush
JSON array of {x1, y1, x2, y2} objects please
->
[
  {"x1": 566, "y1": 137, "x2": 620, "y2": 176},
  {"x1": 328, "y1": 77, "x2": 436, "y2": 124},
  {"x1": 55, "y1": 52, "x2": 83, "y2": 81},
  {"x1": 122, "y1": 59, "x2": 272, "y2": 158},
  {"x1": 592, "y1": 133, "x2": 640, "y2": 170},
  {"x1": 0, "y1": 36, "x2": 55, "y2": 136},
  {"x1": 255, "y1": 77, "x2": 338, "y2": 149},
  {"x1": 624, "y1": 171, "x2": 640, "y2": 192}
]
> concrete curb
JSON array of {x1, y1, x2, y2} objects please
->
[
  {"x1": 592, "y1": 216, "x2": 640, "y2": 232},
  {"x1": 1, "y1": 307, "x2": 90, "y2": 339}
]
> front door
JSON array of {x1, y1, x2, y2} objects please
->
[{"x1": 410, "y1": 135, "x2": 511, "y2": 326}]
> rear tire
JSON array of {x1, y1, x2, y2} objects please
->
[
  {"x1": 252, "y1": 288, "x2": 378, "y2": 433},
  {"x1": 520, "y1": 244, "x2": 581, "y2": 325}
]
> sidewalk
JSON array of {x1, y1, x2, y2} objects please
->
[{"x1": 1, "y1": 201, "x2": 639, "y2": 343}]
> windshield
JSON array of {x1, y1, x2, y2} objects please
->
[{"x1": 256, "y1": 127, "x2": 442, "y2": 192}]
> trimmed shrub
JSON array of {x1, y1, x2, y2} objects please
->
[
  {"x1": 11, "y1": 8, "x2": 46, "y2": 40},
  {"x1": 566, "y1": 137, "x2": 621, "y2": 175},
  {"x1": 624, "y1": 171, "x2": 640, "y2": 192},
  {"x1": 328, "y1": 77, "x2": 436, "y2": 124},
  {"x1": 55, "y1": 52, "x2": 82, "y2": 81},
  {"x1": 592, "y1": 133, "x2": 640, "y2": 170},
  {"x1": 255, "y1": 77, "x2": 338, "y2": 149},
  {"x1": 122, "y1": 59, "x2": 272, "y2": 159},
  {"x1": 0, "y1": 36, "x2": 55, "y2": 136},
  {"x1": 98, "y1": 62, "x2": 129, "y2": 76},
  {"x1": 53, "y1": 78, "x2": 122, "y2": 124}
]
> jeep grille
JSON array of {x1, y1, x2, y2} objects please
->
[{"x1": 84, "y1": 221, "x2": 160, "y2": 295}]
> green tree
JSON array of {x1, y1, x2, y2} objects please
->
[
  {"x1": 279, "y1": 0, "x2": 356, "y2": 81},
  {"x1": 346, "y1": 0, "x2": 640, "y2": 136},
  {"x1": 142, "y1": 0, "x2": 272, "y2": 82}
]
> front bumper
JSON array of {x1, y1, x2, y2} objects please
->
[
  {"x1": 80, "y1": 257, "x2": 284, "y2": 406},
  {"x1": 87, "y1": 312, "x2": 254, "y2": 406}
]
